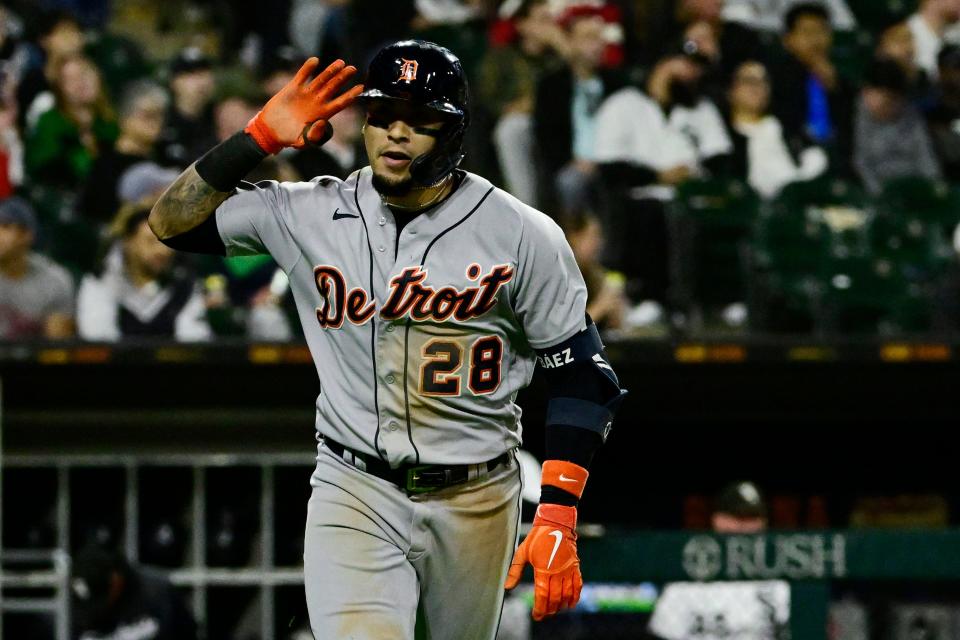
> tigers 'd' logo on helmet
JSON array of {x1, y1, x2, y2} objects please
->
[{"x1": 398, "y1": 59, "x2": 418, "y2": 83}]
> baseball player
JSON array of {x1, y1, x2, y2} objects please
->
[{"x1": 148, "y1": 40, "x2": 626, "y2": 639}]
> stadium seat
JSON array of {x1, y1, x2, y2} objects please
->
[
  {"x1": 877, "y1": 176, "x2": 960, "y2": 236},
  {"x1": 775, "y1": 177, "x2": 868, "y2": 211},
  {"x1": 747, "y1": 208, "x2": 830, "y2": 333},
  {"x1": 816, "y1": 254, "x2": 932, "y2": 334},
  {"x1": 668, "y1": 179, "x2": 759, "y2": 325},
  {"x1": 868, "y1": 212, "x2": 954, "y2": 283}
]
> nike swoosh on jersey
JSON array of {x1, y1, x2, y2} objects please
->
[
  {"x1": 558, "y1": 474, "x2": 578, "y2": 483},
  {"x1": 332, "y1": 208, "x2": 359, "y2": 220},
  {"x1": 546, "y1": 530, "x2": 564, "y2": 569}
]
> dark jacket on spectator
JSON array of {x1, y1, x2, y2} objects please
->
[
  {"x1": 768, "y1": 51, "x2": 855, "y2": 176},
  {"x1": 926, "y1": 95, "x2": 960, "y2": 182},
  {"x1": 532, "y1": 67, "x2": 623, "y2": 178}
]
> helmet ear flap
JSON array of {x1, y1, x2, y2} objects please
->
[{"x1": 410, "y1": 116, "x2": 467, "y2": 186}]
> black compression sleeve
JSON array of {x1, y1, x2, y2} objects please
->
[
  {"x1": 160, "y1": 214, "x2": 226, "y2": 255},
  {"x1": 540, "y1": 359, "x2": 609, "y2": 506},
  {"x1": 195, "y1": 131, "x2": 268, "y2": 192}
]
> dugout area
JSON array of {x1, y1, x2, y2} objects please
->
[{"x1": 2, "y1": 339, "x2": 960, "y2": 639}]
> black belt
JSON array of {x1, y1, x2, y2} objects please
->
[{"x1": 321, "y1": 435, "x2": 510, "y2": 494}]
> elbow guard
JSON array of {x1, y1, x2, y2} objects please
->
[{"x1": 537, "y1": 322, "x2": 627, "y2": 442}]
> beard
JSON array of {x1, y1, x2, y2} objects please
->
[{"x1": 372, "y1": 170, "x2": 416, "y2": 197}]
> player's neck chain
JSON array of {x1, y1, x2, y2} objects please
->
[{"x1": 381, "y1": 175, "x2": 453, "y2": 212}]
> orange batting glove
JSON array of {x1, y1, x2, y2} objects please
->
[
  {"x1": 505, "y1": 460, "x2": 589, "y2": 620},
  {"x1": 245, "y1": 57, "x2": 364, "y2": 154},
  {"x1": 504, "y1": 503, "x2": 584, "y2": 620}
]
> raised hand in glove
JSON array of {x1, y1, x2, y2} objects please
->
[
  {"x1": 504, "y1": 503, "x2": 583, "y2": 621},
  {"x1": 245, "y1": 58, "x2": 363, "y2": 154}
]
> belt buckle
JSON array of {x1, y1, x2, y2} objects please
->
[{"x1": 405, "y1": 465, "x2": 450, "y2": 494}]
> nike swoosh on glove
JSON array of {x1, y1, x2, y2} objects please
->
[{"x1": 504, "y1": 503, "x2": 583, "y2": 620}]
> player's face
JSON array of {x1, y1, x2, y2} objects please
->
[{"x1": 363, "y1": 100, "x2": 446, "y2": 195}]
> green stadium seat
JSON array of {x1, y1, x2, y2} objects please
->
[
  {"x1": 877, "y1": 177, "x2": 960, "y2": 235},
  {"x1": 668, "y1": 179, "x2": 760, "y2": 321},
  {"x1": 747, "y1": 208, "x2": 830, "y2": 333},
  {"x1": 816, "y1": 254, "x2": 932, "y2": 334},
  {"x1": 775, "y1": 177, "x2": 868, "y2": 211},
  {"x1": 868, "y1": 213, "x2": 954, "y2": 283}
]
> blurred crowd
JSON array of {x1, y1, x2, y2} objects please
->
[{"x1": 3, "y1": 0, "x2": 960, "y2": 342}]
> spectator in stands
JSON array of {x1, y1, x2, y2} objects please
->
[
  {"x1": 260, "y1": 45, "x2": 301, "y2": 98},
  {"x1": 560, "y1": 211, "x2": 627, "y2": 330},
  {"x1": 76, "y1": 203, "x2": 211, "y2": 342},
  {"x1": 711, "y1": 480, "x2": 769, "y2": 532},
  {"x1": 0, "y1": 196, "x2": 75, "y2": 340},
  {"x1": 0, "y1": 61, "x2": 23, "y2": 198},
  {"x1": 533, "y1": 5, "x2": 622, "y2": 213},
  {"x1": 769, "y1": 2, "x2": 854, "y2": 175},
  {"x1": 725, "y1": 60, "x2": 827, "y2": 197},
  {"x1": 907, "y1": 0, "x2": 960, "y2": 79},
  {"x1": 25, "y1": 53, "x2": 118, "y2": 191},
  {"x1": 876, "y1": 16, "x2": 933, "y2": 103},
  {"x1": 17, "y1": 10, "x2": 85, "y2": 130},
  {"x1": 79, "y1": 80, "x2": 169, "y2": 224},
  {"x1": 853, "y1": 58, "x2": 940, "y2": 195},
  {"x1": 927, "y1": 44, "x2": 960, "y2": 181},
  {"x1": 722, "y1": 0, "x2": 856, "y2": 32},
  {"x1": 645, "y1": 0, "x2": 763, "y2": 81},
  {"x1": 592, "y1": 65, "x2": 703, "y2": 310},
  {"x1": 117, "y1": 162, "x2": 181, "y2": 208},
  {"x1": 645, "y1": 45, "x2": 733, "y2": 176},
  {"x1": 71, "y1": 544, "x2": 198, "y2": 640},
  {"x1": 478, "y1": 0, "x2": 565, "y2": 206},
  {"x1": 648, "y1": 482, "x2": 789, "y2": 640},
  {"x1": 157, "y1": 47, "x2": 218, "y2": 168}
]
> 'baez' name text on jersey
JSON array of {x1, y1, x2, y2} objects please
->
[{"x1": 537, "y1": 348, "x2": 574, "y2": 369}]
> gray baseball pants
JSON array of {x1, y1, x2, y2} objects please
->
[{"x1": 304, "y1": 443, "x2": 523, "y2": 639}]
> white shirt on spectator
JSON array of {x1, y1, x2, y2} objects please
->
[
  {"x1": 668, "y1": 100, "x2": 734, "y2": 164},
  {"x1": 910, "y1": 13, "x2": 944, "y2": 78},
  {"x1": 723, "y1": 0, "x2": 856, "y2": 32},
  {"x1": 908, "y1": 12, "x2": 960, "y2": 79},
  {"x1": 735, "y1": 115, "x2": 828, "y2": 198},
  {"x1": 77, "y1": 245, "x2": 211, "y2": 342},
  {"x1": 594, "y1": 87, "x2": 698, "y2": 171},
  {"x1": 649, "y1": 581, "x2": 790, "y2": 640}
]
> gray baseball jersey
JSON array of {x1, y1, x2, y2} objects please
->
[{"x1": 215, "y1": 167, "x2": 587, "y2": 467}]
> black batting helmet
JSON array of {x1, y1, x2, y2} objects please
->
[{"x1": 359, "y1": 40, "x2": 469, "y2": 186}]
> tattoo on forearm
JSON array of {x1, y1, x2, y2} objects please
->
[{"x1": 149, "y1": 164, "x2": 232, "y2": 239}]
